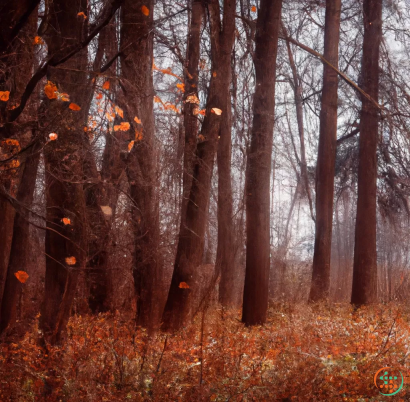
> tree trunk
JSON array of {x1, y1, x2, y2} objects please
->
[
  {"x1": 351, "y1": 0, "x2": 382, "y2": 305},
  {"x1": 309, "y1": 0, "x2": 341, "y2": 302},
  {"x1": 162, "y1": 0, "x2": 236, "y2": 332},
  {"x1": 40, "y1": 0, "x2": 88, "y2": 343},
  {"x1": 120, "y1": 0, "x2": 161, "y2": 329},
  {"x1": 242, "y1": 0, "x2": 282, "y2": 326},
  {"x1": 0, "y1": 144, "x2": 40, "y2": 334}
]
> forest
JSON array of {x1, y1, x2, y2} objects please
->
[{"x1": 1, "y1": 0, "x2": 410, "y2": 400}]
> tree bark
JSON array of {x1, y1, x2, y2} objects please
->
[
  {"x1": 0, "y1": 144, "x2": 40, "y2": 334},
  {"x1": 162, "y1": 0, "x2": 236, "y2": 332},
  {"x1": 120, "y1": 0, "x2": 161, "y2": 329},
  {"x1": 242, "y1": 0, "x2": 282, "y2": 326},
  {"x1": 351, "y1": 0, "x2": 382, "y2": 305},
  {"x1": 40, "y1": 0, "x2": 88, "y2": 343},
  {"x1": 309, "y1": 0, "x2": 341, "y2": 302}
]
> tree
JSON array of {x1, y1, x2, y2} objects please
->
[
  {"x1": 309, "y1": 0, "x2": 342, "y2": 302},
  {"x1": 162, "y1": 0, "x2": 236, "y2": 331},
  {"x1": 351, "y1": 0, "x2": 382, "y2": 305},
  {"x1": 242, "y1": 0, "x2": 283, "y2": 326}
]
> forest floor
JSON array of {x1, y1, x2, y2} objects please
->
[{"x1": 1, "y1": 303, "x2": 410, "y2": 401}]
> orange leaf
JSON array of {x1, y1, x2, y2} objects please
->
[
  {"x1": 49, "y1": 133, "x2": 58, "y2": 141},
  {"x1": 102, "y1": 81, "x2": 110, "y2": 90},
  {"x1": 59, "y1": 92, "x2": 70, "y2": 102},
  {"x1": 114, "y1": 122, "x2": 130, "y2": 132},
  {"x1": 69, "y1": 103, "x2": 81, "y2": 111},
  {"x1": 115, "y1": 105, "x2": 124, "y2": 118},
  {"x1": 176, "y1": 83, "x2": 185, "y2": 92},
  {"x1": 14, "y1": 271, "x2": 29, "y2": 284},
  {"x1": 77, "y1": 11, "x2": 87, "y2": 19},
  {"x1": 135, "y1": 129, "x2": 143, "y2": 141},
  {"x1": 65, "y1": 256, "x2": 76, "y2": 265},
  {"x1": 44, "y1": 81, "x2": 58, "y2": 99},
  {"x1": 134, "y1": 116, "x2": 142, "y2": 124},
  {"x1": 128, "y1": 141, "x2": 135, "y2": 152},
  {"x1": 33, "y1": 36, "x2": 44, "y2": 45},
  {"x1": 212, "y1": 72, "x2": 217, "y2": 77},
  {"x1": 211, "y1": 107, "x2": 222, "y2": 115},
  {"x1": 251, "y1": 5, "x2": 257, "y2": 12},
  {"x1": 179, "y1": 282, "x2": 190, "y2": 289},
  {"x1": 0, "y1": 91, "x2": 10, "y2": 102},
  {"x1": 62, "y1": 217, "x2": 71, "y2": 225},
  {"x1": 141, "y1": 5, "x2": 150, "y2": 16},
  {"x1": 96, "y1": 93, "x2": 103, "y2": 100}
]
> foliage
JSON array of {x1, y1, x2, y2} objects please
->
[{"x1": 2, "y1": 304, "x2": 410, "y2": 401}]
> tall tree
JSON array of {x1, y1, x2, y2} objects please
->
[
  {"x1": 40, "y1": 0, "x2": 89, "y2": 343},
  {"x1": 120, "y1": 0, "x2": 161, "y2": 328},
  {"x1": 242, "y1": 0, "x2": 283, "y2": 326},
  {"x1": 309, "y1": 0, "x2": 342, "y2": 302},
  {"x1": 351, "y1": 0, "x2": 382, "y2": 305},
  {"x1": 162, "y1": 0, "x2": 236, "y2": 332}
]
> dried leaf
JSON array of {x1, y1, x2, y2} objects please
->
[
  {"x1": 135, "y1": 129, "x2": 143, "y2": 141},
  {"x1": 44, "y1": 81, "x2": 58, "y2": 99},
  {"x1": 134, "y1": 116, "x2": 142, "y2": 124},
  {"x1": 176, "y1": 83, "x2": 185, "y2": 92},
  {"x1": 115, "y1": 105, "x2": 124, "y2": 118},
  {"x1": 69, "y1": 103, "x2": 81, "y2": 111},
  {"x1": 62, "y1": 217, "x2": 71, "y2": 225},
  {"x1": 141, "y1": 5, "x2": 150, "y2": 16},
  {"x1": 49, "y1": 133, "x2": 58, "y2": 141},
  {"x1": 128, "y1": 141, "x2": 135, "y2": 152},
  {"x1": 212, "y1": 72, "x2": 217, "y2": 77},
  {"x1": 33, "y1": 36, "x2": 44, "y2": 45},
  {"x1": 14, "y1": 271, "x2": 29, "y2": 283},
  {"x1": 0, "y1": 91, "x2": 10, "y2": 102},
  {"x1": 251, "y1": 5, "x2": 257, "y2": 12},
  {"x1": 100, "y1": 206, "x2": 112, "y2": 216},
  {"x1": 77, "y1": 11, "x2": 87, "y2": 19},
  {"x1": 102, "y1": 81, "x2": 110, "y2": 90},
  {"x1": 179, "y1": 282, "x2": 190, "y2": 289},
  {"x1": 65, "y1": 256, "x2": 76, "y2": 266},
  {"x1": 211, "y1": 107, "x2": 222, "y2": 115},
  {"x1": 114, "y1": 122, "x2": 130, "y2": 132},
  {"x1": 185, "y1": 94, "x2": 200, "y2": 104},
  {"x1": 105, "y1": 112, "x2": 114, "y2": 122},
  {"x1": 59, "y1": 92, "x2": 70, "y2": 102},
  {"x1": 96, "y1": 93, "x2": 103, "y2": 100}
]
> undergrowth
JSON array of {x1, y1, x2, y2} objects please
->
[{"x1": 1, "y1": 303, "x2": 410, "y2": 401}]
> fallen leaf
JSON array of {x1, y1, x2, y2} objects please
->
[
  {"x1": 179, "y1": 282, "x2": 190, "y2": 289},
  {"x1": 44, "y1": 81, "x2": 58, "y2": 99},
  {"x1": 65, "y1": 256, "x2": 76, "y2": 265},
  {"x1": 141, "y1": 5, "x2": 150, "y2": 16},
  {"x1": 128, "y1": 141, "x2": 135, "y2": 152},
  {"x1": 49, "y1": 133, "x2": 58, "y2": 141},
  {"x1": 134, "y1": 116, "x2": 142, "y2": 124},
  {"x1": 115, "y1": 105, "x2": 124, "y2": 118},
  {"x1": 62, "y1": 217, "x2": 71, "y2": 225},
  {"x1": 14, "y1": 271, "x2": 29, "y2": 283},
  {"x1": 211, "y1": 107, "x2": 222, "y2": 115},
  {"x1": 77, "y1": 11, "x2": 87, "y2": 19},
  {"x1": 33, "y1": 36, "x2": 44, "y2": 45},
  {"x1": 114, "y1": 122, "x2": 130, "y2": 132},
  {"x1": 103, "y1": 81, "x2": 110, "y2": 90},
  {"x1": 0, "y1": 91, "x2": 10, "y2": 102},
  {"x1": 69, "y1": 103, "x2": 81, "y2": 111}
]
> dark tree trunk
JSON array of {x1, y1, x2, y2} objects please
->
[
  {"x1": 0, "y1": 145, "x2": 40, "y2": 334},
  {"x1": 120, "y1": 0, "x2": 161, "y2": 329},
  {"x1": 180, "y1": 0, "x2": 204, "y2": 227},
  {"x1": 162, "y1": 0, "x2": 236, "y2": 332},
  {"x1": 351, "y1": 0, "x2": 382, "y2": 305},
  {"x1": 242, "y1": 0, "x2": 282, "y2": 326},
  {"x1": 309, "y1": 0, "x2": 341, "y2": 302},
  {"x1": 40, "y1": 0, "x2": 88, "y2": 343}
]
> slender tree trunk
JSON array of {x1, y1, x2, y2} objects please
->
[
  {"x1": 309, "y1": 0, "x2": 341, "y2": 302},
  {"x1": 351, "y1": 0, "x2": 382, "y2": 305},
  {"x1": 162, "y1": 0, "x2": 236, "y2": 332},
  {"x1": 0, "y1": 144, "x2": 40, "y2": 334},
  {"x1": 40, "y1": 0, "x2": 88, "y2": 343},
  {"x1": 181, "y1": 0, "x2": 203, "y2": 227},
  {"x1": 120, "y1": 0, "x2": 161, "y2": 329},
  {"x1": 242, "y1": 0, "x2": 283, "y2": 326}
]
